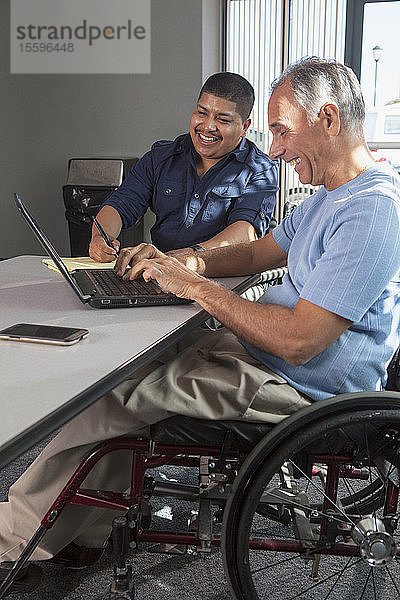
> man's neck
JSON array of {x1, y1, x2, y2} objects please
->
[
  {"x1": 196, "y1": 156, "x2": 222, "y2": 179},
  {"x1": 323, "y1": 143, "x2": 376, "y2": 190}
]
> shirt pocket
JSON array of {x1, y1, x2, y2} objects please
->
[
  {"x1": 255, "y1": 195, "x2": 276, "y2": 235},
  {"x1": 202, "y1": 183, "x2": 242, "y2": 223},
  {"x1": 153, "y1": 179, "x2": 186, "y2": 221}
]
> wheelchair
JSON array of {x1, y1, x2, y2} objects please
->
[{"x1": 1, "y1": 359, "x2": 400, "y2": 599}]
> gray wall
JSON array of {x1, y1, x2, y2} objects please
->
[{"x1": 1, "y1": 0, "x2": 221, "y2": 258}]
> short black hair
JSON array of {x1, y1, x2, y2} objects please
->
[{"x1": 198, "y1": 72, "x2": 255, "y2": 121}]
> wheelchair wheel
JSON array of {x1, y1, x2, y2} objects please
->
[{"x1": 222, "y1": 394, "x2": 400, "y2": 600}]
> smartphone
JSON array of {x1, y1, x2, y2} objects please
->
[{"x1": 0, "y1": 323, "x2": 89, "y2": 346}]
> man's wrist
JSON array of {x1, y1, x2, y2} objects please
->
[{"x1": 190, "y1": 278, "x2": 231, "y2": 312}]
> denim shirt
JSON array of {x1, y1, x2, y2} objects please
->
[{"x1": 103, "y1": 134, "x2": 278, "y2": 252}]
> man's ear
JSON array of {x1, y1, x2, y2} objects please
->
[
  {"x1": 319, "y1": 103, "x2": 340, "y2": 137},
  {"x1": 241, "y1": 118, "x2": 251, "y2": 137}
]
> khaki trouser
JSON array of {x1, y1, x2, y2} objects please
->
[{"x1": 0, "y1": 329, "x2": 311, "y2": 562}]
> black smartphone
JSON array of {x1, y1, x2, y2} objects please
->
[{"x1": 0, "y1": 323, "x2": 89, "y2": 346}]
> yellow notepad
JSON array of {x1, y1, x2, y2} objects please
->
[{"x1": 42, "y1": 257, "x2": 116, "y2": 273}]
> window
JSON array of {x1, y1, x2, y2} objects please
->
[
  {"x1": 225, "y1": 0, "x2": 346, "y2": 220},
  {"x1": 384, "y1": 115, "x2": 400, "y2": 135},
  {"x1": 352, "y1": 1, "x2": 400, "y2": 168},
  {"x1": 360, "y1": 1, "x2": 400, "y2": 109},
  {"x1": 364, "y1": 111, "x2": 378, "y2": 139}
]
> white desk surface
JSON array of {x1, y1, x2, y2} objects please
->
[{"x1": 0, "y1": 256, "x2": 255, "y2": 467}]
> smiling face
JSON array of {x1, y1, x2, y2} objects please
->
[
  {"x1": 268, "y1": 82, "x2": 328, "y2": 187},
  {"x1": 189, "y1": 92, "x2": 250, "y2": 169}
]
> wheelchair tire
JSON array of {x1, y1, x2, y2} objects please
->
[{"x1": 222, "y1": 392, "x2": 400, "y2": 600}]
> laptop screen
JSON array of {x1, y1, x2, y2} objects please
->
[{"x1": 14, "y1": 193, "x2": 90, "y2": 303}]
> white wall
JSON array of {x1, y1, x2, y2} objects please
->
[{"x1": 1, "y1": 0, "x2": 221, "y2": 258}]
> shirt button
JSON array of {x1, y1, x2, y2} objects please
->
[
  {"x1": 185, "y1": 223, "x2": 191, "y2": 228},
  {"x1": 165, "y1": 188, "x2": 172, "y2": 194},
  {"x1": 260, "y1": 212, "x2": 265, "y2": 218},
  {"x1": 194, "y1": 193, "x2": 200, "y2": 199}
]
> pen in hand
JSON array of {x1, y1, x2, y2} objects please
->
[{"x1": 92, "y1": 216, "x2": 120, "y2": 258}]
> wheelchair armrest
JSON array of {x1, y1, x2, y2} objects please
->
[{"x1": 257, "y1": 267, "x2": 288, "y2": 284}]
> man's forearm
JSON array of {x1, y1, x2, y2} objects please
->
[
  {"x1": 182, "y1": 242, "x2": 256, "y2": 277},
  {"x1": 166, "y1": 221, "x2": 257, "y2": 259},
  {"x1": 115, "y1": 241, "x2": 349, "y2": 363},
  {"x1": 199, "y1": 220, "x2": 258, "y2": 249},
  {"x1": 190, "y1": 279, "x2": 349, "y2": 366},
  {"x1": 190, "y1": 279, "x2": 298, "y2": 362},
  {"x1": 180, "y1": 233, "x2": 287, "y2": 278},
  {"x1": 91, "y1": 206, "x2": 123, "y2": 240}
]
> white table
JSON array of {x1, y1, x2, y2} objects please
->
[{"x1": 0, "y1": 256, "x2": 257, "y2": 468}]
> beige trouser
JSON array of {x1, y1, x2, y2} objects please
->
[{"x1": 0, "y1": 329, "x2": 311, "y2": 562}]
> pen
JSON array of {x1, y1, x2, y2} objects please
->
[{"x1": 92, "y1": 216, "x2": 119, "y2": 258}]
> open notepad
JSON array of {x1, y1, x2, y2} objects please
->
[{"x1": 42, "y1": 257, "x2": 115, "y2": 274}]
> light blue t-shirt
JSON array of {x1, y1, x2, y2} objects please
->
[{"x1": 242, "y1": 161, "x2": 400, "y2": 401}]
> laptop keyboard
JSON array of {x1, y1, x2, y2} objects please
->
[{"x1": 90, "y1": 270, "x2": 165, "y2": 297}]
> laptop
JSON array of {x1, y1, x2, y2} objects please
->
[{"x1": 14, "y1": 194, "x2": 192, "y2": 309}]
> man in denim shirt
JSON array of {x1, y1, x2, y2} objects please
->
[{"x1": 89, "y1": 72, "x2": 278, "y2": 260}]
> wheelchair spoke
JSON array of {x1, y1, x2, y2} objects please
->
[
  {"x1": 319, "y1": 430, "x2": 379, "y2": 519},
  {"x1": 286, "y1": 557, "x2": 363, "y2": 600},
  {"x1": 287, "y1": 458, "x2": 359, "y2": 529},
  {"x1": 323, "y1": 557, "x2": 357, "y2": 600},
  {"x1": 291, "y1": 426, "x2": 395, "y2": 528},
  {"x1": 249, "y1": 549, "x2": 359, "y2": 580},
  {"x1": 319, "y1": 431, "x2": 364, "y2": 514},
  {"x1": 248, "y1": 550, "x2": 400, "y2": 599},
  {"x1": 371, "y1": 568, "x2": 378, "y2": 598},
  {"x1": 223, "y1": 405, "x2": 400, "y2": 600},
  {"x1": 359, "y1": 568, "x2": 373, "y2": 598},
  {"x1": 386, "y1": 563, "x2": 400, "y2": 594},
  {"x1": 250, "y1": 551, "x2": 302, "y2": 573},
  {"x1": 363, "y1": 429, "x2": 381, "y2": 535},
  {"x1": 260, "y1": 486, "x2": 353, "y2": 529}
]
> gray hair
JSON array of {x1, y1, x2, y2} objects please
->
[{"x1": 271, "y1": 57, "x2": 365, "y2": 138}]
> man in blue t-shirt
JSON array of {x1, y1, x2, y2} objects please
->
[
  {"x1": 89, "y1": 72, "x2": 278, "y2": 260},
  {"x1": 116, "y1": 58, "x2": 400, "y2": 404},
  {"x1": 1, "y1": 58, "x2": 399, "y2": 581}
]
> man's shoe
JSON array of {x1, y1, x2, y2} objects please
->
[
  {"x1": 0, "y1": 562, "x2": 42, "y2": 595},
  {"x1": 47, "y1": 542, "x2": 105, "y2": 569}
]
